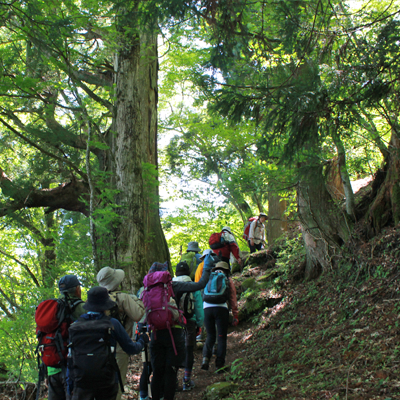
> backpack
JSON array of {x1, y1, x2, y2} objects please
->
[
  {"x1": 180, "y1": 252, "x2": 197, "y2": 279},
  {"x1": 243, "y1": 217, "x2": 258, "y2": 240},
  {"x1": 177, "y1": 292, "x2": 195, "y2": 320},
  {"x1": 108, "y1": 292, "x2": 127, "y2": 327},
  {"x1": 68, "y1": 317, "x2": 123, "y2": 391},
  {"x1": 209, "y1": 232, "x2": 224, "y2": 250},
  {"x1": 35, "y1": 297, "x2": 83, "y2": 368},
  {"x1": 202, "y1": 271, "x2": 230, "y2": 304},
  {"x1": 142, "y1": 271, "x2": 185, "y2": 355}
]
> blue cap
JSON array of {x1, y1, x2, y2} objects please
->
[{"x1": 58, "y1": 275, "x2": 81, "y2": 291}]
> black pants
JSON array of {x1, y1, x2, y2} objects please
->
[
  {"x1": 71, "y1": 383, "x2": 118, "y2": 400},
  {"x1": 248, "y1": 241, "x2": 262, "y2": 253},
  {"x1": 150, "y1": 328, "x2": 185, "y2": 400},
  {"x1": 202, "y1": 307, "x2": 229, "y2": 369},
  {"x1": 48, "y1": 372, "x2": 69, "y2": 400}
]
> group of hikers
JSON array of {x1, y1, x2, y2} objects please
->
[{"x1": 35, "y1": 214, "x2": 268, "y2": 400}]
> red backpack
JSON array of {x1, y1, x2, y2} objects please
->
[
  {"x1": 35, "y1": 297, "x2": 83, "y2": 367},
  {"x1": 243, "y1": 217, "x2": 258, "y2": 240},
  {"x1": 209, "y1": 232, "x2": 224, "y2": 249},
  {"x1": 142, "y1": 271, "x2": 185, "y2": 355}
]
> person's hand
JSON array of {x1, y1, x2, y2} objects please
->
[
  {"x1": 232, "y1": 318, "x2": 239, "y2": 327},
  {"x1": 138, "y1": 332, "x2": 150, "y2": 345},
  {"x1": 250, "y1": 239, "x2": 254, "y2": 246}
]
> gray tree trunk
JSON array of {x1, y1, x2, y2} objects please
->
[
  {"x1": 298, "y1": 165, "x2": 352, "y2": 279},
  {"x1": 267, "y1": 193, "x2": 288, "y2": 247},
  {"x1": 105, "y1": 29, "x2": 169, "y2": 289}
]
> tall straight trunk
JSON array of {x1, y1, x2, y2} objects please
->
[
  {"x1": 298, "y1": 165, "x2": 352, "y2": 279},
  {"x1": 267, "y1": 193, "x2": 287, "y2": 247},
  {"x1": 100, "y1": 13, "x2": 169, "y2": 289}
]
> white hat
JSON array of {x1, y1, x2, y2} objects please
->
[
  {"x1": 96, "y1": 267, "x2": 125, "y2": 291},
  {"x1": 200, "y1": 249, "x2": 213, "y2": 260},
  {"x1": 221, "y1": 226, "x2": 232, "y2": 234}
]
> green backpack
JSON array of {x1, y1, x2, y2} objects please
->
[{"x1": 180, "y1": 252, "x2": 198, "y2": 279}]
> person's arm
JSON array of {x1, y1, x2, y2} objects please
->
[
  {"x1": 229, "y1": 242, "x2": 241, "y2": 261},
  {"x1": 228, "y1": 279, "x2": 239, "y2": 320},
  {"x1": 118, "y1": 292, "x2": 145, "y2": 322},
  {"x1": 249, "y1": 220, "x2": 257, "y2": 245},
  {"x1": 110, "y1": 318, "x2": 148, "y2": 355}
]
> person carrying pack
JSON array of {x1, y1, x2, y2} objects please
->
[
  {"x1": 248, "y1": 212, "x2": 268, "y2": 253},
  {"x1": 209, "y1": 227, "x2": 241, "y2": 268},
  {"x1": 243, "y1": 216, "x2": 258, "y2": 242},
  {"x1": 172, "y1": 262, "x2": 204, "y2": 391},
  {"x1": 67, "y1": 286, "x2": 149, "y2": 400},
  {"x1": 35, "y1": 275, "x2": 85, "y2": 400},
  {"x1": 97, "y1": 267, "x2": 145, "y2": 400},
  {"x1": 180, "y1": 241, "x2": 202, "y2": 279},
  {"x1": 201, "y1": 261, "x2": 239, "y2": 374},
  {"x1": 144, "y1": 254, "x2": 217, "y2": 400}
]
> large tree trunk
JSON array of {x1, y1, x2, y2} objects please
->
[
  {"x1": 267, "y1": 193, "x2": 287, "y2": 247},
  {"x1": 366, "y1": 132, "x2": 400, "y2": 236},
  {"x1": 107, "y1": 27, "x2": 169, "y2": 289},
  {"x1": 298, "y1": 165, "x2": 353, "y2": 279}
]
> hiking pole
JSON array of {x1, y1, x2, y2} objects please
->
[
  {"x1": 35, "y1": 363, "x2": 45, "y2": 400},
  {"x1": 144, "y1": 343, "x2": 151, "y2": 398}
]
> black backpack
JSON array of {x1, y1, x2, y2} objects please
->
[{"x1": 68, "y1": 317, "x2": 123, "y2": 391}]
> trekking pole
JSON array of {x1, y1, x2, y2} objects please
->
[
  {"x1": 144, "y1": 343, "x2": 151, "y2": 398},
  {"x1": 35, "y1": 363, "x2": 45, "y2": 400}
]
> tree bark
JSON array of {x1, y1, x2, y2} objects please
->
[
  {"x1": 267, "y1": 193, "x2": 287, "y2": 247},
  {"x1": 106, "y1": 25, "x2": 169, "y2": 289},
  {"x1": 298, "y1": 165, "x2": 352, "y2": 279}
]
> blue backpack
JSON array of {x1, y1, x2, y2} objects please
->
[{"x1": 202, "y1": 271, "x2": 229, "y2": 304}]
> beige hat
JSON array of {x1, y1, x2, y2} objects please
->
[
  {"x1": 96, "y1": 267, "x2": 125, "y2": 291},
  {"x1": 212, "y1": 261, "x2": 230, "y2": 273}
]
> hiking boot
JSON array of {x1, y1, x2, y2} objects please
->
[
  {"x1": 201, "y1": 357, "x2": 210, "y2": 370},
  {"x1": 183, "y1": 378, "x2": 195, "y2": 391}
]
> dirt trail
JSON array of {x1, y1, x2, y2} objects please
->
[{"x1": 124, "y1": 322, "x2": 252, "y2": 400}]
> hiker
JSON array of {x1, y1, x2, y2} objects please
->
[
  {"x1": 215, "y1": 226, "x2": 241, "y2": 268},
  {"x1": 68, "y1": 286, "x2": 149, "y2": 400},
  {"x1": 248, "y1": 212, "x2": 268, "y2": 253},
  {"x1": 201, "y1": 261, "x2": 239, "y2": 374},
  {"x1": 194, "y1": 249, "x2": 215, "y2": 283},
  {"x1": 38, "y1": 275, "x2": 85, "y2": 400},
  {"x1": 97, "y1": 267, "x2": 145, "y2": 400},
  {"x1": 180, "y1": 241, "x2": 202, "y2": 279},
  {"x1": 172, "y1": 261, "x2": 204, "y2": 391},
  {"x1": 143, "y1": 253, "x2": 217, "y2": 400},
  {"x1": 136, "y1": 288, "x2": 154, "y2": 400}
]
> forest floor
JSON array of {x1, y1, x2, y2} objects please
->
[
  {"x1": 121, "y1": 224, "x2": 400, "y2": 400},
  {"x1": 1, "y1": 225, "x2": 400, "y2": 400}
]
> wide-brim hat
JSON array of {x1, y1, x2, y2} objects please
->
[
  {"x1": 97, "y1": 267, "x2": 125, "y2": 291},
  {"x1": 187, "y1": 241, "x2": 201, "y2": 252},
  {"x1": 259, "y1": 212, "x2": 268, "y2": 219},
  {"x1": 83, "y1": 287, "x2": 116, "y2": 312},
  {"x1": 212, "y1": 261, "x2": 230, "y2": 273},
  {"x1": 200, "y1": 249, "x2": 214, "y2": 260}
]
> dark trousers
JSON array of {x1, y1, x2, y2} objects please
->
[
  {"x1": 248, "y1": 241, "x2": 262, "y2": 253},
  {"x1": 48, "y1": 372, "x2": 69, "y2": 400},
  {"x1": 71, "y1": 383, "x2": 118, "y2": 400},
  {"x1": 139, "y1": 360, "x2": 152, "y2": 398},
  {"x1": 185, "y1": 319, "x2": 196, "y2": 371},
  {"x1": 202, "y1": 307, "x2": 229, "y2": 369},
  {"x1": 150, "y1": 328, "x2": 186, "y2": 400}
]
